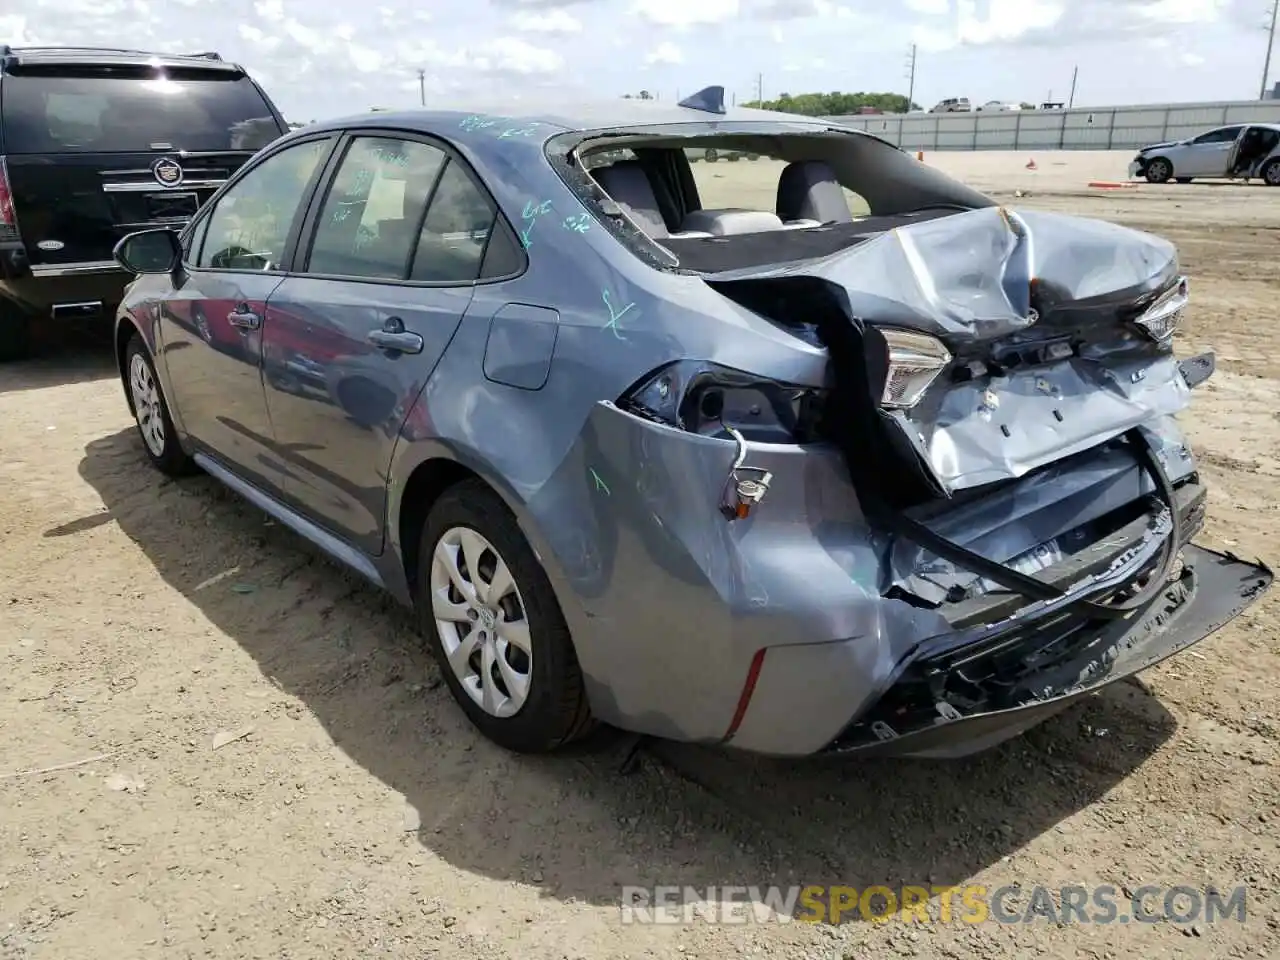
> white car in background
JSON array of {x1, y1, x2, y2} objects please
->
[
  {"x1": 1130, "y1": 123, "x2": 1280, "y2": 185},
  {"x1": 977, "y1": 101, "x2": 1021, "y2": 111}
]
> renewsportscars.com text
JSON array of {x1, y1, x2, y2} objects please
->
[{"x1": 619, "y1": 884, "x2": 1248, "y2": 926}]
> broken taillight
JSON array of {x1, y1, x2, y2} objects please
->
[
  {"x1": 0, "y1": 157, "x2": 18, "y2": 243},
  {"x1": 617, "y1": 360, "x2": 827, "y2": 444},
  {"x1": 1131, "y1": 276, "x2": 1188, "y2": 342},
  {"x1": 879, "y1": 329, "x2": 952, "y2": 408}
]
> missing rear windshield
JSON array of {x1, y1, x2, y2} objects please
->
[
  {"x1": 0, "y1": 67, "x2": 283, "y2": 154},
  {"x1": 548, "y1": 125, "x2": 991, "y2": 273}
]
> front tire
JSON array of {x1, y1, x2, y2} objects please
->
[
  {"x1": 1262, "y1": 158, "x2": 1280, "y2": 186},
  {"x1": 124, "y1": 334, "x2": 195, "y2": 476},
  {"x1": 418, "y1": 480, "x2": 594, "y2": 753},
  {"x1": 1144, "y1": 157, "x2": 1173, "y2": 183}
]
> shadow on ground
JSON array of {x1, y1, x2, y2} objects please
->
[
  {"x1": 77, "y1": 427, "x2": 1178, "y2": 919},
  {"x1": 0, "y1": 323, "x2": 117, "y2": 396}
]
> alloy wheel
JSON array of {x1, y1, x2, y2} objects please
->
[
  {"x1": 429, "y1": 526, "x2": 533, "y2": 718},
  {"x1": 129, "y1": 353, "x2": 166, "y2": 457}
]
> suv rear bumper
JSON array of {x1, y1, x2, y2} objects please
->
[{"x1": 1, "y1": 246, "x2": 130, "y2": 317}]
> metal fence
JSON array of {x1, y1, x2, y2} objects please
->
[{"x1": 822, "y1": 99, "x2": 1280, "y2": 152}]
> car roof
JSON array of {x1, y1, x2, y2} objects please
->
[
  {"x1": 304, "y1": 95, "x2": 845, "y2": 140},
  {"x1": 0, "y1": 45, "x2": 241, "y2": 74},
  {"x1": 1193, "y1": 122, "x2": 1280, "y2": 132}
]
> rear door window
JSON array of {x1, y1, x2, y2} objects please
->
[
  {"x1": 0, "y1": 66, "x2": 283, "y2": 154},
  {"x1": 305, "y1": 136, "x2": 448, "y2": 280},
  {"x1": 410, "y1": 161, "x2": 496, "y2": 283}
]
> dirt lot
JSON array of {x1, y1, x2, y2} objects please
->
[{"x1": 2, "y1": 150, "x2": 1278, "y2": 960}]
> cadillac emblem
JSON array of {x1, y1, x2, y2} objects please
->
[{"x1": 152, "y1": 157, "x2": 184, "y2": 188}]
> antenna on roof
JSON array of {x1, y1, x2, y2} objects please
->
[{"x1": 677, "y1": 85, "x2": 726, "y2": 115}]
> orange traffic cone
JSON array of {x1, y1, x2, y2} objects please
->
[
  {"x1": 916, "y1": 150, "x2": 924, "y2": 161},
  {"x1": 1025, "y1": 157, "x2": 1038, "y2": 170}
]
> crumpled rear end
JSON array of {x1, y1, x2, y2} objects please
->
[{"x1": 618, "y1": 202, "x2": 1275, "y2": 757}]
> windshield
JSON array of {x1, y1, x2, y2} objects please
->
[{"x1": 1, "y1": 66, "x2": 283, "y2": 154}]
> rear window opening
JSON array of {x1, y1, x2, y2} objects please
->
[
  {"x1": 0, "y1": 65, "x2": 283, "y2": 154},
  {"x1": 556, "y1": 127, "x2": 990, "y2": 273}
]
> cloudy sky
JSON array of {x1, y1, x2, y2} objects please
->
[{"x1": 3, "y1": 0, "x2": 1277, "y2": 121}]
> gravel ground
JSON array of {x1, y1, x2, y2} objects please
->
[{"x1": 1, "y1": 150, "x2": 1277, "y2": 960}]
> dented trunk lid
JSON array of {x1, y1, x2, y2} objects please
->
[
  {"x1": 707, "y1": 206, "x2": 1190, "y2": 494},
  {"x1": 706, "y1": 206, "x2": 1203, "y2": 609}
]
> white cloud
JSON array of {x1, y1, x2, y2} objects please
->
[
  {"x1": 254, "y1": 0, "x2": 284, "y2": 22},
  {"x1": 632, "y1": 0, "x2": 739, "y2": 27},
  {"x1": 946, "y1": 0, "x2": 1230, "y2": 47},
  {"x1": 237, "y1": 24, "x2": 280, "y2": 52},
  {"x1": 478, "y1": 36, "x2": 565, "y2": 73},
  {"x1": 512, "y1": 8, "x2": 584, "y2": 31},
  {"x1": 4, "y1": 0, "x2": 1262, "y2": 121},
  {"x1": 955, "y1": 0, "x2": 1064, "y2": 45},
  {"x1": 0, "y1": 15, "x2": 41, "y2": 45},
  {"x1": 644, "y1": 40, "x2": 683, "y2": 64}
]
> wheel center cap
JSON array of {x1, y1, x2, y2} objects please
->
[{"x1": 477, "y1": 607, "x2": 497, "y2": 631}]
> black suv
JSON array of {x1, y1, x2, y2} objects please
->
[{"x1": 0, "y1": 46, "x2": 288, "y2": 360}]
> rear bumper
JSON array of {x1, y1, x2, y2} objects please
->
[
  {"x1": 1, "y1": 249, "x2": 130, "y2": 317},
  {"x1": 730, "y1": 544, "x2": 1270, "y2": 758}
]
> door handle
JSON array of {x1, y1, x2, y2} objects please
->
[
  {"x1": 227, "y1": 307, "x2": 261, "y2": 330},
  {"x1": 367, "y1": 316, "x2": 423, "y2": 354}
]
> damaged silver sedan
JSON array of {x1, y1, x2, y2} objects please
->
[{"x1": 113, "y1": 87, "x2": 1271, "y2": 760}]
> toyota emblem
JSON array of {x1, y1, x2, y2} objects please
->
[{"x1": 152, "y1": 157, "x2": 184, "y2": 187}]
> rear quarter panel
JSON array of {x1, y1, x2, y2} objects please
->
[{"x1": 384, "y1": 118, "x2": 844, "y2": 738}]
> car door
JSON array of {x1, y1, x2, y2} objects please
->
[
  {"x1": 159, "y1": 134, "x2": 335, "y2": 494},
  {"x1": 1176, "y1": 126, "x2": 1243, "y2": 177},
  {"x1": 261, "y1": 131, "x2": 521, "y2": 556}
]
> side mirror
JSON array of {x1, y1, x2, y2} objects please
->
[{"x1": 113, "y1": 228, "x2": 182, "y2": 275}]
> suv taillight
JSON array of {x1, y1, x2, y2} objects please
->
[{"x1": 0, "y1": 157, "x2": 19, "y2": 242}]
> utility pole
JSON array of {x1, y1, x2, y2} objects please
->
[
  {"x1": 1261, "y1": 0, "x2": 1279, "y2": 99},
  {"x1": 756, "y1": 73, "x2": 763, "y2": 104},
  {"x1": 417, "y1": 69, "x2": 426, "y2": 107},
  {"x1": 1067, "y1": 65, "x2": 1078, "y2": 108},
  {"x1": 904, "y1": 43, "x2": 917, "y2": 111}
]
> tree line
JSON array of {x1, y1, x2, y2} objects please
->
[
  {"x1": 621, "y1": 90, "x2": 917, "y2": 114},
  {"x1": 742, "y1": 92, "x2": 919, "y2": 115}
]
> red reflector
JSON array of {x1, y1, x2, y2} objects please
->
[
  {"x1": 723, "y1": 648, "x2": 767, "y2": 742},
  {"x1": 0, "y1": 157, "x2": 18, "y2": 240}
]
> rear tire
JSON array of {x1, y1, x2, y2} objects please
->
[
  {"x1": 1175, "y1": 177, "x2": 1193, "y2": 184},
  {"x1": 123, "y1": 334, "x2": 195, "y2": 477},
  {"x1": 417, "y1": 480, "x2": 594, "y2": 753},
  {"x1": 1262, "y1": 158, "x2": 1280, "y2": 186},
  {"x1": 704, "y1": 148, "x2": 718, "y2": 162},
  {"x1": 0, "y1": 300, "x2": 32, "y2": 362},
  {"x1": 1144, "y1": 157, "x2": 1173, "y2": 184}
]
